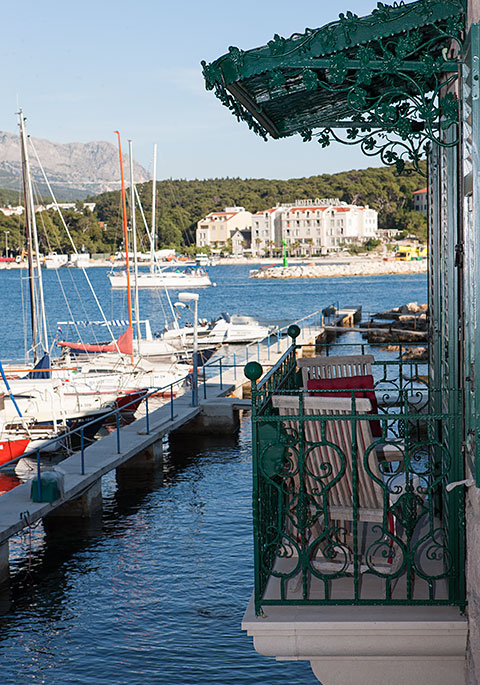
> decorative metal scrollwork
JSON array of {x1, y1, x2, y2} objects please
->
[{"x1": 202, "y1": 0, "x2": 465, "y2": 174}]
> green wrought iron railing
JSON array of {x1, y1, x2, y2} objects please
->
[{"x1": 245, "y1": 331, "x2": 465, "y2": 615}]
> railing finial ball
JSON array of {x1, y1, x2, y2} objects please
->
[
  {"x1": 287, "y1": 324, "x2": 301, "y2": 340},
  {"x1": 244, "y1": 361, "x2": 263, "y2": 381}
]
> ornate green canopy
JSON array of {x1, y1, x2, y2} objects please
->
[{"x1": 202, "y1": 0, "x2": 465, "y2": 172}]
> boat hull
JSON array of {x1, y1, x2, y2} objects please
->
[
  {"x1": 0, "y1": 438, "x2": 31, "y2": 466},
  {"x1": 108, "y1": 272, "x2": 211, "y2": 289}
]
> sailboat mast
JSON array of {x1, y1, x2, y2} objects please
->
[
  {"x1": 151, "y1": 144, "x2": 157, "y2": 274},
  {"x1": 19, "y1": 113, "x2": 37, "y2": 362},
  {"x1": 19, "y1": 111, "x2": 49, "y2": 360},
  {"x1": 114, "y1": 131, "x2": 134, "y2": 364},
  {"x1": 128, "y1": 140, "x2": 141, "y2": 354}
]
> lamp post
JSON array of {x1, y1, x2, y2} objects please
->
[
  {"x1": 4, "y1": 231, "x2": 9, "y2": 258},
  {"x1": 177, "y1": 292, "x2": 200, "y2": 406}
]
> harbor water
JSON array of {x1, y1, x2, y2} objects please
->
[{"x1": 0, "y1": 265, "x2": 427, "y2": 684}]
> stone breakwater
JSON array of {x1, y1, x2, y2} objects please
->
[{"x1": 250, "y1": 259, "x2": 427, "y2": 279}]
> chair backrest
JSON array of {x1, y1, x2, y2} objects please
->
[
  {"x1": 272, "y1": 395, "x2": 384, "y2": 520},
  {"x1": 297, "y1": 354, "x2": 374, "y2": 387}
]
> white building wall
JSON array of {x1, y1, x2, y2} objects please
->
[{"x1": 196, "y1": 208, "x2": 252, "y2": 250}]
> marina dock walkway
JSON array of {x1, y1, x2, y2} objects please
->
[{"x1": 0, "y1": 317, "x2": 331, "y2": 580}]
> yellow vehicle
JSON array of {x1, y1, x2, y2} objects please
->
[
  {"x1": 395, "y1": 244, "x2": 428, "y2": 261},
  {"x1": 416, "y1": 245, "x2": 428, "y2": 259},
  {"x1": 395, "y1": 245, "x2": 417, "y2": 261}
]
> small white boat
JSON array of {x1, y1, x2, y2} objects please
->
[
  {"x1": 163, "y1": 313, "x2": 274, "y2": 345},
  {"x1": 108, "y1": 266, "x2": 212, "y2": 289}
]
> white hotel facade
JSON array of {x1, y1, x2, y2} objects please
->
[{"x1": 251, "y1": 199, "x2": 378, "y2": 256}]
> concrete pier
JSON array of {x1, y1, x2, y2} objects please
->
[
  {"x1": 173, "y1": 398, "x2": 241, "y2": 435},
  {"x1": 46, "y1": 479, "x2": 102, "y2": 520}
]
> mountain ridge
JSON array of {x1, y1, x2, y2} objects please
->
[{"x1": 0, "y1": 131, "x2": 151, "y2": 199}]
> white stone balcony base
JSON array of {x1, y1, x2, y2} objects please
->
[{"x1": 242, "y1": 596, "x2": 467, "y2": 685}]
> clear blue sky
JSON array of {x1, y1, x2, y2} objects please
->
[{"x1": 2, "y1": 0, "x2": 402, "y2": 181}]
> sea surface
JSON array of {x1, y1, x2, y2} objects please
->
[{"x1": 0, "y1": 265, "x2": 427, "y2": 684}]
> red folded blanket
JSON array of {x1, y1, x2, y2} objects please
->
[{"x1": 307, "y1": 375, "x2": 382, "y2": 437}]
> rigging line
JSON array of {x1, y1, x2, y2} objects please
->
[
  {"x1": 165, "y1": 178, "x2": 191, "y2": 247},
  {"x1": 133, "y1": 184, "x2": 178, "y2": 330},
  {"x1": 32, "y1": 208, "x2": 55, "y2": 351},
  {"x1": 28, "y1": 138, "x2": 120, "y2": 351},
  {"x1": 20, "y1": 258, "x2": 29, "y2": 364},
  {"x1": 61, "y1": 262, "x2": 104, "y2": 348},
  {"x1": 29, "y1": 176, "x2": 96, "y2": 350},
  {"x1": 18, "y1": 212, "x2": 29, "y2": 363}
]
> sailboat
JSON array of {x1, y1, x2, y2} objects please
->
[
  {"x1": 58, "y1": 139, "x2": 213, "y2": 368},
  {"x1": 52, "y1": 134, "x2": 188, "y2": 388},
  {"x1": 0, "y1": 113, "x2": 124, "y2": 446},
  {"x1": 108, "y1": 265, "x2": 212, "y2": 289},
  {"x1": 108, "y1": 144, "x2": 211, "y2": 290}
]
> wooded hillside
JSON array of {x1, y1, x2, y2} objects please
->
[{"x1": 0, "y1": 163, "x2": 427, "y2": 254}]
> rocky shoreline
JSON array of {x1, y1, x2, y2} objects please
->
[{"x1": 249, "y1": 259, "x2": 427, "y2": 279}]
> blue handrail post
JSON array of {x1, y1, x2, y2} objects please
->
[
  {"x1": 36, "y1": 450, "x2": 42, "y2": 501},
  {"x1": 220, "y1": 358, "x2": 223, "y2": 389},
  {"x1": 145, "y1": 396, "x2": 150, "y2": 435},
  {"x1": 267, "y1": 336, "x2": 271, "y2": 360},
  {"x1": 234, "y1": 353, "x2": 237, "y2": 380},
  {"x1": 246, "y1": 346, "x2": 249, "y2": 362},
  {"x1": 116, "y1": 413, "x2": 121, "y2": 454},
  {"x1": 277, "y1": 330, "x2": 281, "y2": 353},
  {"x1": 203, "y1": 365, "x2": 207, "y2": 400},
  {"x1": 170, "y1": 384, "x2": 174, "y2": 421},
  {"x1": 80, "y1": 428, "x2": 85, "y2": 475}
]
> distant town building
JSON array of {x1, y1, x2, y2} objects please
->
[
  {"x1": 378, "y1": 228, "x2": 401, "y2": 241},
  {"x1": 0, "y1": 201, "x2": 96, "y2": 218},
  {"x1": 251, "y1": 207, "x2": 285, "y2": 256},
  {"x1": 281, "y1": 199, "x2": 378, "y2": 253},
  {"x1": 197, "y1": 200, "x2": 378, "y2": 256},
  {"x1": 46, "y1": 202, "x2": 76, "y2": 212},
  {"x1": 252, "y1": 199, "x2": 378, "y2": 255},
  {"x1": 196, "y1": 206, "x2": 252, "y2": 252},
  {"x1": 230, "y1": 228, "x2": 251, "y2": 256},
  {"x1": 413, "y1": 187, "x2": 427, "y2": 214},
  {"x1": 0, "y1": 206, "x2": 24, "y2": 216}
]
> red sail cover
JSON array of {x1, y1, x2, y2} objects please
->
[{"x1": 57, "y1": 327, "x2": 133, "y2": 355}]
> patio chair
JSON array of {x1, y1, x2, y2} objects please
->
[
  {"x1": 298, "y1": 354, "x2": 375, "y2": 386},
  {"x1": 298, "y1": 354, "x2": 382, "y2": 437},
  {"x1": 271, "y1": 395, "x2": 405, "y2": 578}
]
